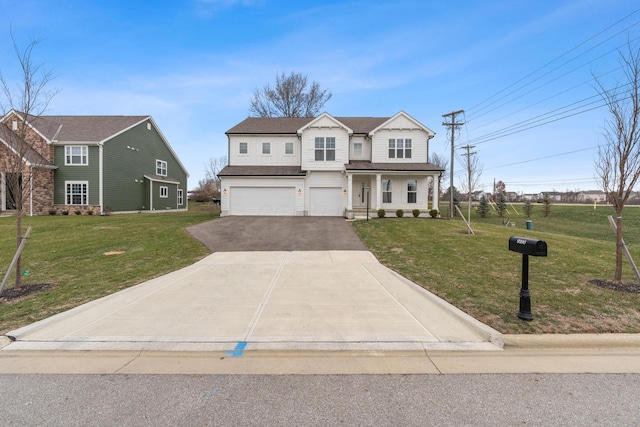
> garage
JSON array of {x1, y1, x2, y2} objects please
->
[
  {"x1": 309, "y1": 187, "x2": 343, "y2": 216},
  {"x1": 230, "y1": 187, "x2": 295, "y2": 216}
]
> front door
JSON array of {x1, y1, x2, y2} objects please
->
[{"x1": 353, "y1": 178, "x2": 371, "y2": 208}]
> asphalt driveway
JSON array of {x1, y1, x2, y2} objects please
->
[{"x1": 186, "y1": 216, "x2": 367, "y2": 252}]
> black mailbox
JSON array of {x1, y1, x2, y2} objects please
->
[{"x1": 509, "y1": 236, "x2": 547, "y2": 257}]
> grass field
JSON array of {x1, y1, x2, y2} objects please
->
[
  {"x1": 1, "y1": 202, "x2": 639, "y2": 335},
  {"x1": 352, "y1": 203, "x2": 640, "y2": 334},
  {"x1": 0, "y1": 206, "x2": 215, "y2": 333}
]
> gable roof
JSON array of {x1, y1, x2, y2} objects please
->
[
  {"x1": 0, "y1": 124, "x2": 55, "y2": 168},
  {"x1": 226, "y1": 116, "x2": 390, "y2": 135},
  {"x1": 27, "y1": 114, "x2": 149, "y2": 143},
  {"x1": 368, "y1": 111, "x2": 435, "y2": 137}
]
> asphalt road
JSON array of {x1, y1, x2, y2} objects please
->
[{"x1": 2, "y1": 373, "x2": 639, "y2": 426}]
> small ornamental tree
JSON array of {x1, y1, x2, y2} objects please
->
[
  {"x1": 496, "y1": 192, "x2": 507, "y2": 217},
  {"x1": 476, "y1": 195, "x2": 490, "y2": 218},
  {"x1": 523, "y1": 200, "x2": 533, "y2": 218}
]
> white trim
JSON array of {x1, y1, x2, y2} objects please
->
[
  {"x1": 177, "y1": 188, "x2": 184, "y2": 206},
  {"x1": 296, "y1": 112, "x2": 353, "y2": 135},
  {"x1": 64, "y1": 145, "x2": 88, "y2": 165},
  {"x1": 99, "y1": 143, "x2": 104, "y2": 214},
  {"x1": 368, "y1": 111, "x2": 435, "y2": 137},
  {"x1": 156, "y1": 159, "x2": 167, "y2": 176},
  {"x1": 143, "y1": 174, "x2": 180, "y2": 184},
  {"x1": 160, "y1": 186, "x2": 168, "y2": 198},
  {"x1": 65, "y1": 180, "x2": 89, "y2": 205}
]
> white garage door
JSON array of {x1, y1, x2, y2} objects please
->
[
  {"x1": 230, "y1": 187, "x2": 295, "y2": 216},
  {"x1": 309, "y1": 187, "x2": 343, "y2": 216}
]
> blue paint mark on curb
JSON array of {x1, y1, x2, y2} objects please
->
[{"x1": 225, "y1": 341, "x2": 247, "y2": 357}]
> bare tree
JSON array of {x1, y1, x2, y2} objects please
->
[
  {"x1": 191, "y1": 155, "x2": 227, "y2": 204},
  {"x1": 594, "y1": 41, "x2": 640, "y2": 282},
  {"x1": 429, "y1": 152, "x2": 448, "y2": 202},
  {"x1": 458, "y1": 149, "x2": 483, "y2": 221},
  {"x1": 0, "y1": 32, "x2": 58, "y2": 287},
  {"x1": 249, "y1": 72, "x2": 332, "y2": 118}
]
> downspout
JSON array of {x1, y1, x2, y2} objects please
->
[
  {"x1": 29, "y1": 166, "x2": 33, "y2": 217},
  {"x1": 149, "y1": 180, "x2": 153, "y2": 211},
  {"x1": 98, "y1": 142, "x2": 104, "y2": 214}
]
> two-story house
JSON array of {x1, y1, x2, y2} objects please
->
[
  {"x1": 0, "y1": 110, "x2": 188, "y2": 215},
  {"x1": 218, "y1": 111, "x2": 442, "y2": 217}
]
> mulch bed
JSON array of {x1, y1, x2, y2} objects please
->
[
  {"x1": 0, "y1": 283, "x2": 56, "y2": 303},
  {"x1": 588, "y1": 279, "x2": 640, "y2": 294}
]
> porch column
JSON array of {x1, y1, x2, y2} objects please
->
[
  {"x1": 432, "y1": 174, "x2": 439, "y2": 212},
  {"x1": 347, "y1": 173, "x2": 353, "y2": 211},
  {"x1": 375, "y1": 173, "x2": 382, "y2": 210}
]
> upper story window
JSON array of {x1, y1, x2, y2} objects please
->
[
  {"x1": 315, "y1": 137, "x2": 336, "y2": 161},
  {"x1": 353, "y1": 142, "x2": 363, "y2": 158},
  {"x1": 285, "y1": 142, "x2": 294, "y2": 155},
  {"x1": 388, "y1": 139, "x2": 412, "y2": 159},
  {"x1": 239, "y1": 142, "x2": 248, "y2": 154},
  {"x1": 262, "y1": 142, "x2": 271, "y2": 155},
  {"x1": 65, "y1": 146, "x2": 88, "y2": 165},
  {"x1": 156, "y1": 160, "x2": 167, "y2": 176}
]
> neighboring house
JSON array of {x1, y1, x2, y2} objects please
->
[
  {"x1": 218, "y1": 111, "x2": 443, "y2": 217},
  {"x1": 0, "y1": 110, "x2": 188, "y2": 215},
  {"x1": 577, "y1": 190, "x2": 607, "y2": 203}
]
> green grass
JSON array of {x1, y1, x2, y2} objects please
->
[
  {"x1": 2, "y1": 202, "x2": 639, "y2": 335},
  {"x1": 352, "y1": 203, "x2": 640, "y2": 334},
  {"x1": 0, "y1": 208, "x2": 216, "y2": 333}
]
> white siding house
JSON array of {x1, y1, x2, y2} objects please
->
[{"x1": 218, "y1": 111, "x2": 442, "y2": 217}]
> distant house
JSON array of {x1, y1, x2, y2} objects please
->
[
  {"x1": 218, "y1": 112, "x2": 443, "y2": 217},
  {"x1": 577, "y1": 190, "x2": 607, "y2": 203},
  {"x1": 0, "y1": 110, "x2": 188, "y2": 215}
]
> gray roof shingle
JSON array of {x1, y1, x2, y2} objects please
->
[
  {"x1": 218, "y1": 165, "x2": 305, "y2": 177},
  {"x1": 226, "y1": 117, "x2": 390, "y2": 135},
  {"x1": 30, "y1": 115, "x2": 148, "y2": 142}
]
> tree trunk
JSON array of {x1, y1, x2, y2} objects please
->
[
  {"x1": 15, "y1": 187, "x2": 22, "y2": 288},
  {"x1": 615, "y1": 207, "x2": 623, "y2": 282}
]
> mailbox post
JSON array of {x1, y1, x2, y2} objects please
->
[{"x1": 508, "y1": 236, "x2": 547, "y2": 321}]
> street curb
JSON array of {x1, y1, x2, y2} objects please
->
[
  {"x1": 384, "y1": 266, "x2": 504, "y2": 349},
  {"x1": 502, "y1": 333, "x2": 640, "y2": 349}
]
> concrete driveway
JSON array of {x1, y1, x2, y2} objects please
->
[{"x1": 2, "y1": 217, "x2": 502, "y2": 354}]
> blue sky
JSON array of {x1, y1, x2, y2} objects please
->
[{"x1": 1, "y1": 0, "x2": 639, "y2": 194}]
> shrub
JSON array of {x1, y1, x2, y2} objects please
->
[
  {"x1": 75, "y1": 210, "x2": 82, "y2": 215},
  {"x1": 412, "y1": 209, "x2": 420, "y2": 218},
  {"x1": 62, "y1": 210, "x2": 69, "y2": 216},
  {"x1": 103, "y1": 206, "x2": 113, "y2": 216},
  {"x1": 87, "y1": 210, "x2": 94, "y2": 216},
  {"x1": 522, "y1": 201, "x2": 533, "y2": 218},
  {"x1": 476, "y1": 196, "x2": 490, "y2": 218},
  {"x1": 48, "y1": 210, "x2": 56, "y2": 216},
  {"x1": 396, "y1": 209, "x2": 404, "y2": 218},
  {"x1": 377, "y1": 209, "x2": 385, "y2": 218},
  {"x1": 429, "y1": 209, "x2": 439, "y2": 218}
]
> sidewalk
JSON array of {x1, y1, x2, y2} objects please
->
[{"x1": 1, "y1": 334, "x2": 639, "y2": 374}]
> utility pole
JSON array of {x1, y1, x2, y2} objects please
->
[
  {"x1": 442, "y1": 110, "x2": 464, "y2": 218},
  {"x1": 461, "y1": 144, "x2": 476, "y2": 225}
]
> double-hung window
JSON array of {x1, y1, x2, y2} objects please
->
[
  {"x1": 388, "y1": 139, "x2": 412, "y2": 159},
  {"x1": 160, "y1": 186, "x2": 168, "y2": 198},
  {"x1": 239, "y1": 142, "x2": 248, "y2": 154},
  {"x1": 315, "y1": 137, "x2": 336, "y2": 161},
  {"x1": 285, "y1": 142, "x2": 294, "y2": 155},
  {"x1": 262, "y1": 142, "x2": 271, "y2": 155},
  {"x1": 353, "y1": 142, "x2": 363, "y2": 158},
  {"x1": 382, "y1": 179, "x2": 392, "y2": 203},
  {"x1": 407, "y1": 180, "x2": 417, "y2": 203},
  {"x1": 178, "y1": 189, "x2": 184, "y2": 205},
  {"x1": 66, "y1": 181, "x2": 88, "y2": 205},
  {"x1": 65, "y1": 146, "x2": 88, "y2": 165},
  {"x1": 156, "y1": 160, "x2": 167, "y2": 176}
]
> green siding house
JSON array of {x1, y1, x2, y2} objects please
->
[{"x1": 3, "y1": 112, "x2": 188, "y2": 214}]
